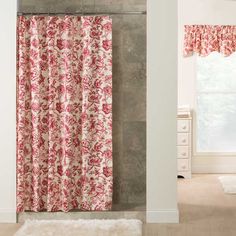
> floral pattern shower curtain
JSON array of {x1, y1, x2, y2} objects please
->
[{"x1": 17, "y1": 16, "x2": 112, "y2": 212}]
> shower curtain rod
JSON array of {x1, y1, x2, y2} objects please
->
[{"x1": 17, "y1": 11, "x2": 147, "y2": 16}]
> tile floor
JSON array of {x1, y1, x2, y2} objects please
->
[{"x1": 1, "y1": 174, "x2": 236, "y2": 236}]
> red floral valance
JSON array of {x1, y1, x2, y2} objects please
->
[{"x1": 184, "y1": 25, "x2": 236, "y2": 57}]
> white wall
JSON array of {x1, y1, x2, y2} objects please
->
[
  {"x1": 178, "y1": 0, "x2": 236, "y2": 173},
  {"x1": 147, "y1": 0, "x2": 178, "y2": 223},
  {"x1": 0, "y1": 1, "x2": 16, "y2": 222}
]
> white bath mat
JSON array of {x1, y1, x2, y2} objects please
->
[
  {"x1": 14, "y1": 219, "x2": 142, "y2": 236},
  {"x1": 218, "y1": 176, "x2": 236, "y2": 194}
]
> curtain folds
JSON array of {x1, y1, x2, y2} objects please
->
[
  {"x1": 184, "y1": 25, "x2": 236, "y2": 57},
  {"x1": 17, "y1": 16, "x2": 112, "y2": 212}
]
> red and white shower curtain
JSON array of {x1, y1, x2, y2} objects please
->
[{"x1": 17, "y1": 16, "x2": 112, "y2": 212}]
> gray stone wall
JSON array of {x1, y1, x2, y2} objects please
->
[
  {"x1": 18, "y1": 0, "x2": 146, "y2": 207},
  {"x1": 18, "y1": 0, "x2": 145, "y2": 13}
]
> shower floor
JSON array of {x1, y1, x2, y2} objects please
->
[
  {"x1": 17, "y1": 204, "x2": 146, "y2": 223},
  {"x1": 112, "y1": 203, "x2": 145, "y2": 211}
]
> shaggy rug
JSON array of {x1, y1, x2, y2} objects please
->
[
  {"x1": 14, "y1": 219, "x2": 142, "y2": 236},
  {"x1": 218, "y1": 176, "x2": 236, "y2": 194}
]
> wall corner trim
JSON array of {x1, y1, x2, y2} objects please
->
[
  {"x1": 0, "y1": 209, "x2": 16, "y2": 223},
  {"x1": 146, "y1": 209, "x2": 179, "y2": 223}
]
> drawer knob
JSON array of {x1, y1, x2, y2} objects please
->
[
  {"x1": 182, "y1": 139, "x2": 186, "y2": 143},
  {"x1": 182, "y1": 165, "x2": 186, "y2": 169},
  {"x1": 182, "y1": 152, "x2": 186, "y2": 156},
  {"x1": 182, "y1": 126, "x2": 187, "y2": 130}
]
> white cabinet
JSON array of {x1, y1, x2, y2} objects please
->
[
  {"x1": 177, "y1": 159, "x2": 189, "y2": 172},
  {"x1": 177, "y1": 112, "x2": 192, "y2": 179},
  {"x1": 177, "y1": 146, "x2": 189, "y2": 159},
  {"x1": 177, "y1": 133, "x2": 189, "y2": 146},
  {"x1": 177, "y1": 119, "x2": 190, "y2": 132}
]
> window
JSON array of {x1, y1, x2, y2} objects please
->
[{"x1": 196, "y1": 52, "x2": 236, "y2": 153}]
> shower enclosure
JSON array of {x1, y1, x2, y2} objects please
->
[{"x1": 17, "y1": 0, "x2": 146, "y2": 214}]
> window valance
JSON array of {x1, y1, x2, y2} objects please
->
[{"x1": 184, "y1": 25, "x2": 236, "y2": 57}]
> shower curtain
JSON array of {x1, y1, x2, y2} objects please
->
[{"x1": 17, "y1": 16, "x2": 112, "y2": 212}]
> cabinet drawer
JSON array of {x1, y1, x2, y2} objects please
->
[
  {"x1": 177, "y1": 146, "x2": 189, "y2": 158},
  {"x1": 177, "y1": 133, "x2": 189, "y2": 145},
  {"x1": 178, "y1": 159, "x2": 189, "y2": 171},
  {"x1": 177, "y1": 119, "x2": 190, "y2": 132}
]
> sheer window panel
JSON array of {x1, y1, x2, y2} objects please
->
[{"x1": 196, "y1": 52, "x2": 236, "y2": 153}]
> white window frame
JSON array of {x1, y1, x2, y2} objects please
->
[{"x1": 193, "y1": 54, "x2": 236, "y2": 157}]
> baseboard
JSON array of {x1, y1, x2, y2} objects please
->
[
  {"x1": 0, "y1": 209, "x2": 16, "y2": 223},
  {"x1": 193, "y1": 164, "x2": 236, "y2": 173},
  {"x1": 192, "y1": 157, "x2": 236, "y2": 173},
  {"x1": 146, "y1": 209, "x2": 179, "y2": 223}
]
